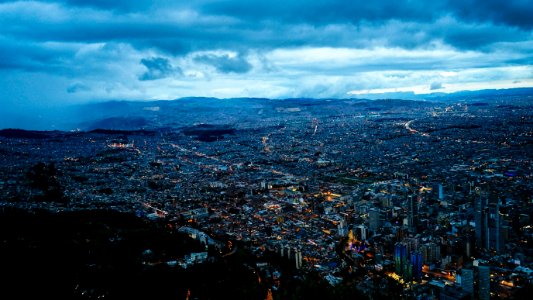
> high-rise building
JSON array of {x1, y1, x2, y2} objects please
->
[
  {"x1": 355, "y1": 224, "x2": 368, "y2": 241},
  {"x1": 420, "y1": 244, "x2": 429, "y2": 264},
  {"x1": 475, "y1": 194, "x2": 489, "y2": 251},
  {"x1": 368, "y1": 208, "x2": 381, "y2": 233},
  {"x1": 404, "y1": 237, "x2": 419, "y2": 255},
  {"x1": 337, "y1": 219, "x2": 347, "y2": 237},
  {"x1": 295, "y1": 249, "x2": 303, "y2": 269},
  {"x1": 460, "y1": 268, "x2": 474, "y2": 298},
  {"x1": 395, "y1": 243, "x2": 407, "y2": 276},
  {"x1": 395, "y1": 226, "x2": 407, "y2": 242},
  {"x1": 465, "y1": 238, "x2": 473, "y2": 258},
  {"x1": 478, "y1": 265, "x2": 490, "y2": 300},
  {"x1": 438, "y1": 184, "x2": 444, "y2": 200},
  {"x1": 407, "y1": 195, "x2": 418, "y2": 233},
  {"x1": 394, "y1": 242, "x2": 416, "y2": 280},
  {"x1": 420, "y1": 242, "x2": 441, "y2": 264},
  {"x1": 488, "y1": 199, "x2": 503, "y2": 252},
  {"x1": 476, "y1": 194, "x2": 504, "y2": 253},
  {"x1": 411, "y1": 251, "x2": 423, "y2": 281},
  {"x1": 403, "y1": 261, "x2": 413, "y2": 282}
]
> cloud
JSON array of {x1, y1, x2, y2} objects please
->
[
  {"x1": 30, "y1": 0, "x2": 155, "y2": 12},
  {"x1": 448, "y1": 0, "x2": 533, "y2": 29},
  {"x1": 139, "y1": 57, "x2": 181, "y2": 81},
  {"x1": 0, "y1": 0, "x2": 531, "y2": 115},
  {"x1": 21, "y1": 1, "x2": 532, "y2": 31},
  {"x1": 430, "y1": 82, "x2": 443, "y2": 90},
  {"x1": 202, "y1": 0, "x2": 533, "y2": 29},
  {"x1": 0, "y1": 35, "x2": 77, "y2": 71},
  {"x1": 66, "y1": 82, "x2": 91, "y2": 93},
  {"x1": 194, "y1": 53, "x2": 252, "y2": 74},
  {"x1": 1, "y1": 1, "x2": 531, "y2": 56}
]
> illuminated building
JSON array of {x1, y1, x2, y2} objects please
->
[
  {"x1": 395, "y1": 243, "x2": 407, "y2": 276},
  {"x1": 411, "y1": 251, "x2": 423, "y2": 281},
  {"x1": 403, "y1": 261, "x2": 413, "y2": 282}
]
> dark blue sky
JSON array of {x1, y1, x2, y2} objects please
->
[{"x1": 0, "y1": 0, "x2": 532, "y2": 112}]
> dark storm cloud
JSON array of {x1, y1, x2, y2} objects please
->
[
  {"x1": 0, "y1": 0, "x2": 531, "y2": 109},
  {"x1": 202, "y1": 0, "x2": 533, "y2": 29},
  {"x1": 0, "y1": 0, "x2": 530, "y2": 65},
  {"x1": 20, "y1": 0, "x2": 533, "y2": 31},
  {"x1": 194, "y1": 53, "x2": 252, "y2": 74},
  {"x1": 449, "y1": 0, "x2": 533, "y2": 29},
  {"x1": 430, "y1": 17, "x2": 532, "y2": 50},
  {"x1": 0, "y1": 36, "x2": 76, "y2": 71},
  {"x1": 139, "y1": 57, "x2": 181, "y2": 81},
  {"x1": 197, "y1": 0, "x2": 533, "y2": 51},
  {"x1": 1, "y1": 0, "x2": 530, "y2": 55},
  {"x1": 201, "y1": 0, "x2": 442, "y2": 25}
]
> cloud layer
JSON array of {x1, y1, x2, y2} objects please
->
[{"x1": 0, "y1": 0, "x2": 531, "y2": 108}]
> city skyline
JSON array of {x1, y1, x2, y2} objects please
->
[{"x1": 1, "y1": 92, "x2": 532, "y2": 299}]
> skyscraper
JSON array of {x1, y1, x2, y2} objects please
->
[
  {"x1": 403, "y1": 261, "x2": 413, "y2": 282},
  {"x1": 478, "y1": 265, "x2": 490, "y2": 300},
  {"x1": 475, "y1": 193, "x2": 489, "y2": 251},
  {"x1": 419, "y1": 242, "x2": 440, "y2": 265},
  {"x1": 411, "y1": 251, "x2": 423, "y2": 281},
  {"x1": 395, "y1": 243, "x2": 407, "y2": 276},
  {"x1": 368, "y1": 208, "x2": 381, "y2": 233},
  {"x1": 460, "y1": 268, "x2": 474, "y2": 298},
  {"x1": 407, "y1": 195, "x2": 418, "y2": 233},
  {"x1": 476, "y1": 193, "x2": 504, "y2": 253},
  {"x1": 488, "y1": 198, "x2": 503, "y2": 252}
]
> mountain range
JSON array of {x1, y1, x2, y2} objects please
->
[{"x1": 1, "y1": 87, "x2": 532, "y2": 131}]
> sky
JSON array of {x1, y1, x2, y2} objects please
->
[{"x1": 1, "y1": 0, "x2": 532, "y2": 113}]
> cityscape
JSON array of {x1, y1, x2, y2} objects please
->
[
  {"x1": 1, "y1": 93, "x2": 532, "y2": 299},
  {"x1": 1, "y1": 0, "x2": 532, "y2": 299}
]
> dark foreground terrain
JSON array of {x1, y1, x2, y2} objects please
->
[{"x1": 0, "y1": 208, "x2": 376, "y2": 300}]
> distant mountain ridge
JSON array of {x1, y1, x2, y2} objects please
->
[{"x1": 349, "y1": 87, "x2": 533, "y2": 101}]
